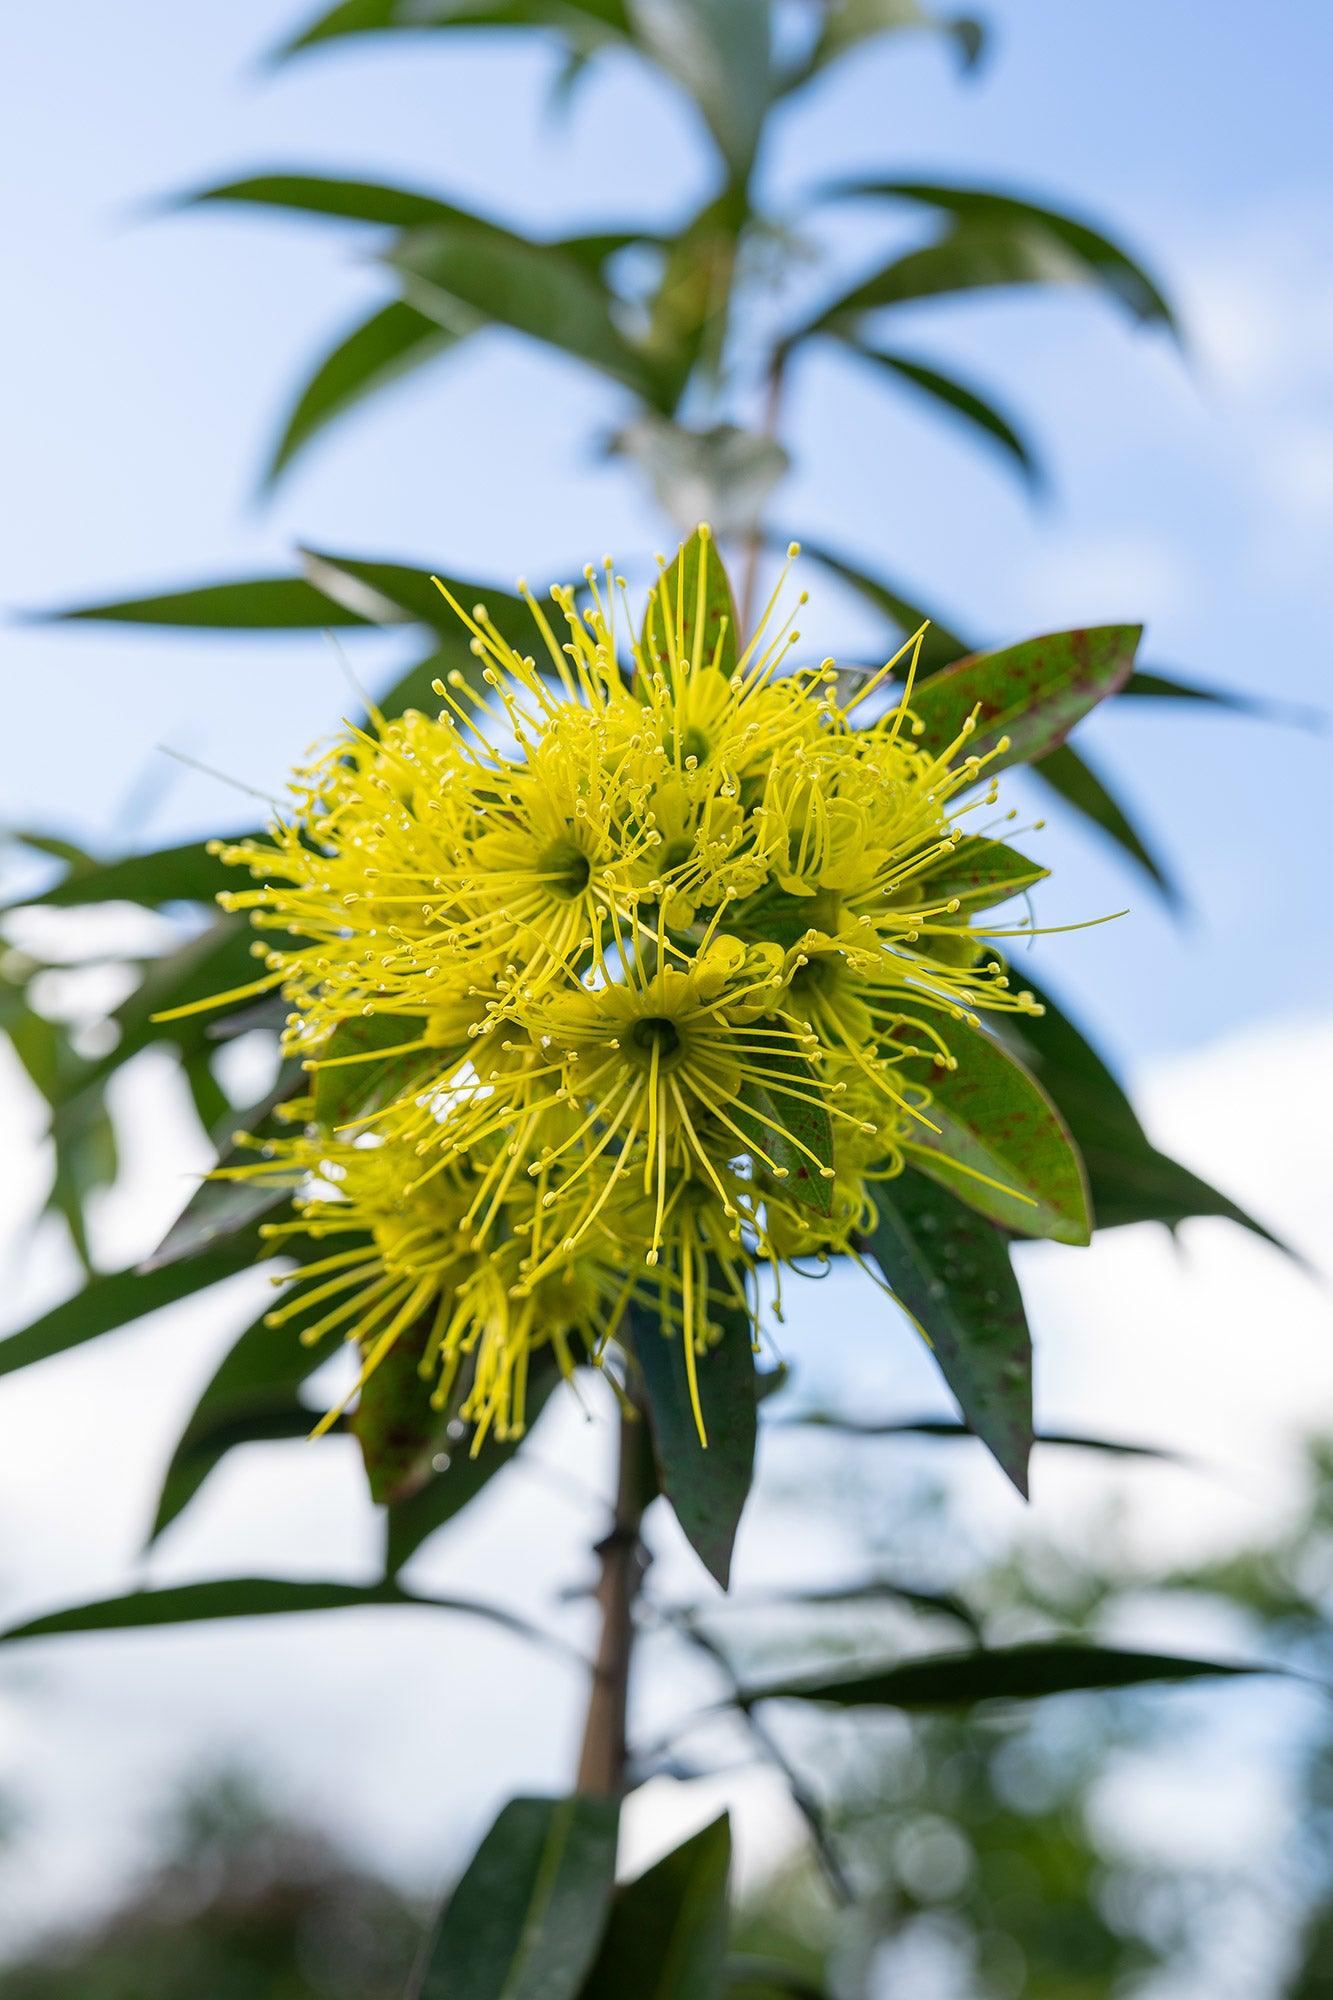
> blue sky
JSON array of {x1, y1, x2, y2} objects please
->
[{"x1": 4, "y1": 0, "x2": 1331, "y2": 1075}]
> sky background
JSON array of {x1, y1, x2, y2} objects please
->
[{"x1": 1, "y1": 2, "x2": 1331, "y2": 1987}]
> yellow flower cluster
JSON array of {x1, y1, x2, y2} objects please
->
[{"x1": 201, "y1": 531, "x2": 1043, "y2": 1449}]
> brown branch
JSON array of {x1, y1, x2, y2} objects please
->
[{"x1": 575, "y1": 1406, "x2": 651, "y2": 1797}]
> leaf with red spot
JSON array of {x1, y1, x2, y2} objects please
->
[
  {"x1": 906, "y1": 625, "x2": 1141, "y2": 775},
  {"x1": 902, "y1": 1022, "x2": 1092, "y2": 1244}
]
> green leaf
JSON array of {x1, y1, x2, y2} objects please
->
[
  {"x1": 802, "y1": 0, "x2": 984, "y2": 77},
  {"x1": 0, "y1": 1246, "x2": 260, "y2": 1381},
  {"x1": 386, "y1": 1358, "x2": 561, "y2": 1572},
  {"x1": 786, "y1": 1410, "x2": 1174, "y2": 1461},
  {"x1": 906, "y1": 624, "x2": 1142, "y2": 776},
  {"x1": 739, "y1": 1641, "x2": 1269, "y2": 1710},
  {"x1": 640, "y1": 525, "x2": 741, "y2": 679},
  {"x1": 846, "y1": 342, "x2": 1040, "y2": 489},
  {"x1": 736, "y1": 1046, "x2": 834, "y2": 1218},
  {"x1": 310, "y1": 1010, "x2": 438, "y2": 1128},
  {"x1": 297, "y1": 547, "x2": 533, "y2": 653},
  {"x1": 386, "y1": 225, "x2": 669, "y2": 403},
  {"x1": 142, "y1": 1168, "x2": 295, "y2": 1273},
  {"x1": 351, "y1": 1310, "x2": 445, "y2": 1506},
  {"x1": 723, "y1": 1961, "x2": 829, "y2": 2000},
  {"x1": 627, "y1": 0, "x2": 773, "y2": 182},
  {"x1": 4, "y1": 836, "x2": 240, "y2": 912},
  {"x1": 280, "y1": 0, "x2": 632, "y2": 63},
  {"x1": 863, "y1": 1166, "x2": 1032, "y2": 1494},
  {"x1": 910, "y1": 834, "x2": 1047, "y2": 912},
  {"x1": 903, "y1": 1025, "x2": 1092, "y2": 1245},
  {"x1": 411, "y1": 1795, "x2": 621, "y2": 2000},
  {"x1": 632, "y1": 1292, "x2": 756, "y2": 1589},
  {"x1": 179, "y1": 169, "x2": 499, "y2": 230},
  {"x1": 265, "y1": 300, "x2": 460, "y2": 483},
  {"x1": 0, "y1": 1579, "x2": 547, "y2": 1649},
  {"x1": 811, "y1": 180, "x2": 1175, "y2": 331},
  {"x1": 40, "y1": 576, "x2": 372, "y2": 630},
  {"x1": 579, "y1": 1812, "x2": 731, "y2": 2000},
  {"x1": 1028, "y1": 740, "x2": 1179, "y2": 905}
]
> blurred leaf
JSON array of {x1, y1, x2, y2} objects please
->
[
  {"x1": 0, "y1": 1246, "x2": 260, "y2": 1381},
  {"x1": 727, "y1": 1573, "x2": 981, "y2": 1638},
  {"x1": 633, "y1": 1290, "x2": 756, "y2": 1588},
  {"x1": 907, "y1": 624, "x2": 1142, "y2": 776},
  {"x1": 786, "y1": 1409, "x2": 1176, "y2": 1462},
  {"x1": 41, "y1": 576, "x2": 372, "y2": 629},
  {"x1": 1029, "y1": 740, "x2": 1179, "y2": 905},
  {"x1": 641, "y1": 524, "x2": 740, "y2": 678},
  {"x1": 579, "y1": 1812, "x2": 731, "y2": 1999},
  {"x1": 786, "y1": 537, "x2": 971, "y2": 675},
  {"x1": 627, "y1": 0, "x2": 773, "y2": 181},
  {"x1": 411, "y1": 1794, "x2": 621, "y2": 2000},
  {"x1": 0, "y1": 1578, "x2": 549, "y2": 1648},
  {"x1": 802, "y1": 0, "x2": 984, "y2": 78},
  {"x1": 46, "y1": 1090, "x2": 119, "y2": 1275},
  {"x1": 179, "y1": 169, "x2": 496, "y2": 229},
  {"x1": 910, "y1": 834, "x2": 1047, "y2": 911},
  {"x1": 737, "y1": 1049, "x2": 834, "y2": 1217},
  {"x1": 724, "y1": 1961, "x2": 829, "y2": 2000},
  {"x1": 644, "y1": 190, "x2": 744, "y2": 397},
  {"x1": 903, "y1": 1026, "x2": 1091, "y2": 1245},
  {"x1": 142, "y1": 1166, "x2": 295, "y2": 1273},
  {"x1": 810, "y1": 180, "x2": 1175, "y2": 331},
  {"x1": 4, "y1": 836, "x2": 243, "y2": 912},
  {"x1": 387, "y1": 225, "x2": 670, "y2": 403},
  {"x1": 265, "y1": 300, "x2": 460, "y2": 482},
  {"x1": 739, "y1": 1641, "x2": 1269, "y2": 1710},
  {"x1": 296, "y1": 547, "x2": 533, "y2": 652},
  {"x1": 863, "y1": 1165, "x2": 1032, "y2": 1494},
  {"x1": 386, "y1": 1358, "x2": 561, "y2": 1572},
  {"x1": 151, "y1": 1394, "x2": 316, "y2": 1546},
  {"x1": 846, "y1": 342, "x2": 1040, "y2": 488},
  {"x1": 614, "y1": 419, "x2": 788, "y2": 539},
  {"x1": 280, "y1": 0, "x2": 632, "y2": 62}
]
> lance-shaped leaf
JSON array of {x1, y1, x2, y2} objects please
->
[
  {"x1": 904, "y1": 1025, "x2": 1091, "y2": 1245},
  {"x1": 265, "y1": 299, "x2": 461, "y2": 483},
  {"x1": 799, "y1": 0, "x2": 984, "y2": 80},
  {"x1": 579, "y1": 1812, "x2": 731, "y2": 2000},
  {"x1": 641, "y1": 524, "x2": 740, "y2": 678},
  {"x1": 4, "y1": 836, "x2": 242, "y2": 912},
  {"x1": 280, "y1": 0, "x2": 633, "y2": 62},
  {"x1": 738, "y1": 1640, "x2": 1270, "y2": 1710},
  {"x1": 809, "y1": 179, "x2": 1175, "y2": 332},
  {"x1": 0, "y1": 1579, "x2": 549, "y2": 1650},
  {"x1": 352, "y1": 1312, "x2": 446, "y2": 1506},
  {"x1": 862, "y1": 1165, "x2": 1032, "y2": 1494},
  {"x1": 178, "y1": 169, "x2": 499, "y2": 229},
  {"x1": 296, "y1": 548, "x2": 533, "y2": 650},
  {"x1": 1029, "y1": 739, "x2": 1179, "y2": 905},
  {"x1": 386, "y1": 224, "x2": 669, "y2": 404},
  {"x1": 632, "y1": 1292, "x2": 756, "y2": 1589},
  {"x1": 0, "y1": 1246, "x2": 260, "y2": 1381},
  {"x1": 40, "y1": 575, "x2": 371, "y2": 629},
  {"x1": 845, "y1": 341, "x2": 1040, "y2": 490},
  {"x1": 784, "y1": 1409, "x2": 1176, "y2": 1464},
  {"x1": 906, "y1": 624, "x2": 1142, "y2": 776},
  {"x1": 410, "y1": 1795, "x2": 621, "y2": 2000}
]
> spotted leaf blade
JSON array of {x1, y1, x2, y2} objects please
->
[
  {"x1": 863, "y1": 1165, "x2": 1032, "y2": 1495},
  {"x1": 907, "y1": 624, "x2": 1141, "y2": 775},
  {"x1": 632, "y1": 1291, "x2": 756, "y2": 1588}
]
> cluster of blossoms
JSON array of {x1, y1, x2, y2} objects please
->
[{"x1": 199, "y1": 532, "x2": 1045, "y2": 1450}]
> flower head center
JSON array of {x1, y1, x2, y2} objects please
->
[
  {"x1": 537, "y1": 836, "x2": 592, "y2": 899},
  {"x1": 630, "y1": 1015, "x2": 684, "y2": 1067}
]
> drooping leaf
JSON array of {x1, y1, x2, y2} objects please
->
[
  {"x1": 632, "y1": 1291, "x2": 756, "y2": 1588},
  {"x1": 0, "y1": 1578, "x2": 547, "y2": 1649},
  {"x1": 905, "y1": 624, "x2": 1142, "y2": 775},
  {"x1": 1029, "y1": 740, "x2": 1180, "y2": 905},
  {"x1": 579, "y1": 1812, "x2": 731, "y2": 2000},
  {"x1": 902, "y1": 1024, "x2": 1091, "y2": 1245},
  {"x1": 178, "y1": 169, "x2": 497, "y2": 230},
  {"x1": 386, "y1": 1358, "x2": 562, "y2": 1572},
  {"x1": 386, "y1": 225, "x2": 670, "y2": 404},
  {"x1": 410, "y1": 1795, "x2": 621, "y2": 2000},
  {"x1": 265, "y1": 299, "x2": 461, "y2": 482},
  {"x1": 640, "y1": 524, "x2": 741, "y2": 679},
  {"x1": 863, "y1": 1165, "x2": 1032, "y2": 1494},
  {"x1": 0, "y1": 1246, "x2": 261, "y2": 1381},
  {"x1": 810, "y1": 179, "x2": 1175, "y2": 331},
  {"x1": 739, "y1": 1641, "x2": 1269, "y2": 1710},
  {"x1": 846, "y1": 341, "x2": 1041, "y2": 489}
]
